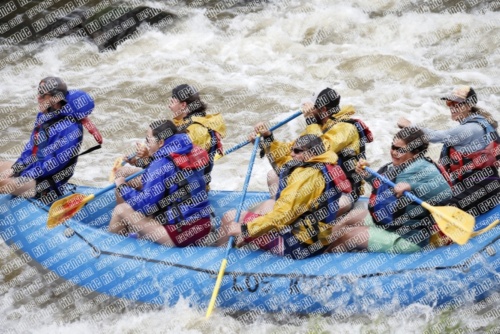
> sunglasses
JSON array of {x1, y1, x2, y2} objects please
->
[
  {"x1": 445, "y1": 100, "x2": 462, "y2": 107},
  {"x1": 145, "y1": 136, "x2": 159, "y2": 144},
  {"x1": 291, "y1": 148, "x2": 305, "y2": 154},
  {"x1": 391, "y1": 145, "x2": 407, "y2": 152}
]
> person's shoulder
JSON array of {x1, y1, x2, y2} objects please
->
[
  {"x1": 188, "y1": 122, "x2": 209, "y2": 131},
  {"x1": 149, "y1": 156, "x2": 175, "y2": 174},
  {"x1": 407, "y1": 159, "x2": 441, "y2": 177}
]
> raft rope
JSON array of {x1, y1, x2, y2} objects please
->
[{"x1": 58, "y1": 222, "x2": 499, "y2": 281}]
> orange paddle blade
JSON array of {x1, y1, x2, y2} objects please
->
[
  {"x1": 47, "y1": 193, "x2": 94, "y2": 229},
  {"x1": 108, "y1": 157, "x2": 124, "y2": 182}
]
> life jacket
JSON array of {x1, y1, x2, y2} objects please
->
[
  {"x1": 178, "y1": 114, "x2": 224, "y2": 184},
  {"x1": 31, "y1": 116, "x2": 102, "y2": 158},
  {"x1": 154, "y1": 144, "x2": 211, "y2": 227},
  {"x1": 439, "y1": 116, "x2": 500, "y2": 183},
  {"x1": 326, "y1": 118, "x2": 374, "y2": 199},
  {"x1": 368, "y1": 158, "x2": 450, "y2": 226},
  {"x1": 193, "y1": 121, "x2": 223, "y2": 183},
  {"x1": 276, "y1": 160, "x2": 352, "y2": 242}
]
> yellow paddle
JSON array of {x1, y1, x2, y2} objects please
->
[
  {"x1": 365, "y1": 167, "x2": 499, "y2": 245},
  {"x1": 47, "y1": 170, "x2": 145, "y2": 228},
  {"x1": 205, "y1": 135, "x2": 261, "y2": 318}
]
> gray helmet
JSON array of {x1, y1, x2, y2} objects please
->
[{"x1": 38, "y1": 77, "x2": 68, "y2": 100}]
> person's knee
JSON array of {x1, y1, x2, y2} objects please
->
[
  {"x1": 338, "y1": 195, "x2": 354, "y2": 216},
  {"x1": 343, "y1": 227, "x2": 369, "y2": 251},
  {"x1": 109, "y1": 218, "x2": 128, "y2": 234},
  {"x1": 222, "y1": 209, "x2": 237, "y2": 223},
  {"x1": 267, "y1": 169, "x2": 278, "y2": 181},
  {"x1": 112, "y1": 203, "x2": 129, "y2": 217}
]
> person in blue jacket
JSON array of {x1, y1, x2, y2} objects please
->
[
  {"x1": 109, "y1": 120, "x2": 213, "y2": 247},
  {"x1": 0, "y1": 77, "x2": 95, "y2": 203}
]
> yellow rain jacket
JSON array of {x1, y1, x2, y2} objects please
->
[
  {"x1": 266, "y1": 105, "x2": 360, "y2": 168},
  {"x1": 173, "y1": 113, "x2": 227, "y2": 153},
  {"x1": 245, "y1": 149, "x2": 339, "y2": 246}
]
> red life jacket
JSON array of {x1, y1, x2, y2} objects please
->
[
  {"x1": 335, "y1": 118, "x2": 374, "y2": 198},
  {"x1": 170, "y1": 144, "x2": 210, "y2": 171},
  {"x1": 439, "y1": 117, "x2": 500, "y2": 183}
]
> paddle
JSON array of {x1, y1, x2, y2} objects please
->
[
  {"x1": 47, "y1": 170, "x2": 145, "y2": 229},
  {"x1": 214, "y1": 110, "x2": 302, "y2": 161},
  {"x1": 206, "y1": 134, "x2": 261, "y2": 318},
  {"x1": 108, "y1": 152, "x2": 138, "y2": 182},
  {"x1": 365, "y1": 167, "x2": 500, "y2": 245}
]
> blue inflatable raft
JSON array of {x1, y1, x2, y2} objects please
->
[{"x1": 0, "y1": 186, "x2": 499, "y2": 317}]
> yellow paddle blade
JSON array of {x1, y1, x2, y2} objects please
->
[
  {"x1": 47, "y1": 193, "x2": 94, "y2": 229},
  {"x1": 108, "y1": 157, "x2": 124, "y2": 182},
  {"x1": 423, "y1": 203, "x2": 474, "y2": 245},
  {"x1": 206, "y1": 258, "x2": 227, "y2": 318}
]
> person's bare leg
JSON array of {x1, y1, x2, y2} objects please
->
[
  {"x1": 326, "y1": 203, "x2": 370, "y2": 252},
  {"x1": 109, "y1": 203, "x2": 131, "y2": 235},
  {"x1": 0, "y1": 161, "x2": 14, "y2": 188},
  {"x1": 109, "y1": 202, "x2": 174, "y2": 246},
  {"x1": 326, "y1": 226, "x2": 370, "y2": 252},
  {"x1": 267, "y1": 169, "x2": 279, "y2": 199},
  {"x1": 0, "y1": 176, "x2": 36, "y2": 197},
  {"x1": 115, "y1": 188, "x2": 126, "y2": 205}
]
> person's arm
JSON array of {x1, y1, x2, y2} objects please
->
[
  {"x1": 250, "y1": 122, "x2": 292, "y2": 171},
  {"x1": 421, "y1": 125, "x2": 464, "y2": 144},
  {"x1": 119, "y1": 160, "x2": 172, "y2": 213},
  {"x1": 266, "y1": 140, "x2": 293, "y2": 170},
  {"x1": 12, "y1": 135, "x2": 36, "y2": 175},
  {"x1": 242, "y1": 168, "x2": 324, "y2": 238},
  {"x1": 12, "y1": 115, "x2": 43, "y2": 174}
]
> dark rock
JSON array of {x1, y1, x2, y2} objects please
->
[{"x1": 0, "y1": 0, "x2": 176, "y2": 52}]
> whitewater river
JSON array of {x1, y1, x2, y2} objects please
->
[{"x1": 0, "y1": 0, "x2": 499, "y2": 333}]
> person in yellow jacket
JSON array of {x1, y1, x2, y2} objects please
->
[
  {"x1": 169, "y1": 84, "x2": 226, "y2": 184},
  {"x1": 218, "y1": 134, "x2": 352, "y2": 260},
  {"x1": 253, "y1": 87, "x2": 373, "y2": 212}
]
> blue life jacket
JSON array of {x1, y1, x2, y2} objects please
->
[
  {"x1": 120, "y1": 134, "x2": 211, "y2": 226},
  {"x1": 368, "y1": 162, "x2": 408, "y2": 226},
  {"x1": 12, "y1": 90, "x2": 95, "y2": 198}
]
